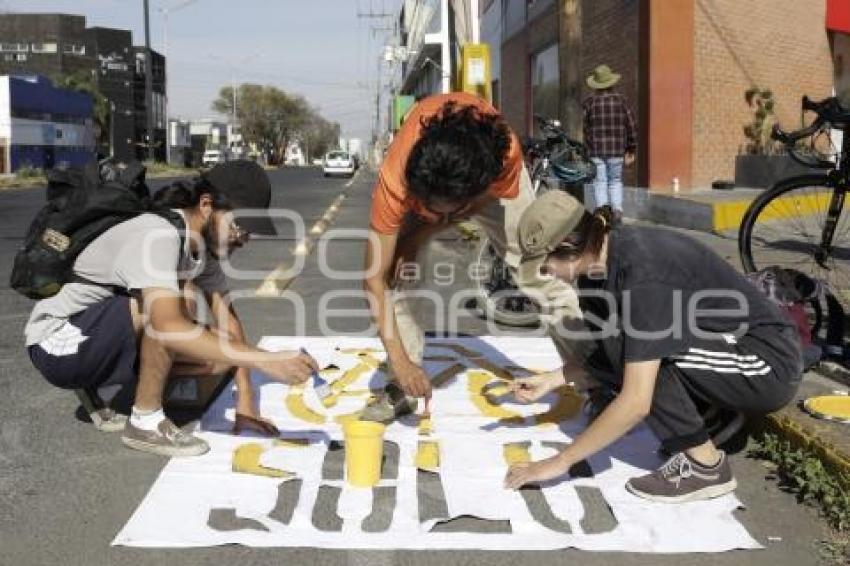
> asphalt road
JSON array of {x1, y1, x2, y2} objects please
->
[{"x1": 0, "y1": 167, "x2": 831, "y2": 565}]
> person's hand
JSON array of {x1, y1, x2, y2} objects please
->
[
  {"x1": 393, "y1": 358, "x2": 432, "y2": 398},
  {"x1": 504, "y1": 455, "x2": 571, "y2": 490},
  {"x1": 512, "y1": 369, "x2": 563, "y2": 403},
  {"x1": 255, "y1": 350, "x2": 318, "y2": 385},
  {"x1": 624, "y1": 150, "x2": 635, "y2": 166}
]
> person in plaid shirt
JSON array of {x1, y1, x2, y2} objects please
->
[{"x1": 583, "y1": 64, "x2": 637, "y2": 223}]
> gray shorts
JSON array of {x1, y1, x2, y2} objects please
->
[{"x1": 28, "y1": 295, "x2": 138, "y2": 390}]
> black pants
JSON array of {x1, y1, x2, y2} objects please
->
[{"x1": 588, "y1": 326, "x2": 803, "y2": 453}]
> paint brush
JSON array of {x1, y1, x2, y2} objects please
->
[{"x1": 301, "y1": 347, "x2": 332, "y2": 400}]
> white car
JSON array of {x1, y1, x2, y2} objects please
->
[
  {"x1": 322, "y1": 150, "x2": 355, "y2": 177},
  {"x1": 202, "y1": 149, "x2": 226, "y2": 167}
]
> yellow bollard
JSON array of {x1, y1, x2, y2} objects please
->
[{"x1": 342, "y1": 420, "x2": 386, "y2": 487}]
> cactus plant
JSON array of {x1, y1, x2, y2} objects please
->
[{"x1": 743, "y1": 87, "x2": 780, "y2": 155}]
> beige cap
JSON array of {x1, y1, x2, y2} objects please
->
[{"x1": 517, "y1": 191, "x2": 586, "y2": 262}]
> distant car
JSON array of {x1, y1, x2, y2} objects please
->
[
  {"x1": 322, "y1": 150, "x2": 355, "y2": 177},
  {"x1": 202, "y1": 149, "x2": 226, "y2": 167}
]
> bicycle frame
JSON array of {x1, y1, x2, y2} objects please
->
[{"x1": 818, "y1": 134, "x2": 850, "y2": 269}]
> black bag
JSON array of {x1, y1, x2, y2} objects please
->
[{"x1": 10, "y1": 159, "x2": 185, "y2": 300}]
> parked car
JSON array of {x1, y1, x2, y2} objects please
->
[
  {"x1": 322, "y1": 150, "x2": 355, "y2": 177},
  {"x1": 202, "y1": 149, "x2": 227, "y2": 167}
]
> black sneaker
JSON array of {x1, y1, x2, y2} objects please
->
[{"x1": 625, "y1": 451, "x2": 737, "y2": 503}]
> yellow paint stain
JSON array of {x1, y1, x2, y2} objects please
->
[
  {"x1": 467, "y1": 370, "x2": 523, "y2": 422},
  {"x1": 356, "y1": 352, "x2": 382, "y2": 369},
  {"x1": 334, "y1": 411, "x2": 363, "y2": 426},
  {"x1": 232, "y1": 443, "x2": 295, "y2": 478},
  {"x1": 415, "y1": 441, "x2": 440, "y2": 471},
  {"x1": 337, "y1": 347, "x2": 384, "y2": 355},
  {"x1": 321, "y1": 363, "x2": 376, "y2": 409},
  {"x1": 418, "y1": 415, "x2": 433, "y2": 436},
  {"x1": 533, "y1": 386, "x2": 583, "y2": 427},
  {"x1": 483, "y1": 383, "x2": 511, "y2": 397},
  {"x1": 503, "y1": 442, "x2": 531, "y2": 466},
  {"x1": 273, "y1": 438, "x2": 311, "y2": 449},
  {"x1": 285, "y1": 385, "x2": 326, "y2": 424}
]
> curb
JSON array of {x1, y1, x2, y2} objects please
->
[{"x1": 757, "y1": 405, "x2": 850, "y2": 487}]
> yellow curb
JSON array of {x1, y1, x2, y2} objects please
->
[
  {"x1": 710, "y1": 190, "x2": 832, "y2": 233},
  {"x1": 760, "y1": 411, "x2": 850, "y2": 487}
]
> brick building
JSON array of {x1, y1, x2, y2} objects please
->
[{"x1": 485, "y1": 0, "x2": 835, "y2": 191}]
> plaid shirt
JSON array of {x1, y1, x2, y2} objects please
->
[{"x1": 582, "y1": 92, "x2": 637, "y2": 159}]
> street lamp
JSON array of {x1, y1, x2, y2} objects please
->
[{"x1": 158, "y1": 0, "x2": 199, "y2": 164}]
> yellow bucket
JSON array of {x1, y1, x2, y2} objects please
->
[{"x1": 342, "y1": 421, "x2": 386, "y2": 487}]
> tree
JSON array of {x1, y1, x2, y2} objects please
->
[
  {"x1": 53, "y1": 69, "x2": 110, "y2": 140},
  {"x1": 213, "y1": 84, "x2": 314, "y2": 162}
]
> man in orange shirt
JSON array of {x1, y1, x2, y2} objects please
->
[{"x1": 362, "y1": 92, "x2": 584, "y2": 421}]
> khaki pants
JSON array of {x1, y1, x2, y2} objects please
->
[{"x1": 392, "y1": 167, "x2": 590, "y2": 370}]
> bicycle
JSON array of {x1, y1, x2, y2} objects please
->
[
  {"x1": 473, "y1": 114, "x2": 596, "y2": 327},
  {"x1": 738, "y1": 96, "x2": 850, "y2": 303}
]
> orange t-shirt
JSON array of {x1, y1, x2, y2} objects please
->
[{"x1": 369, "y1": 92, "x2": 522, "y2": 234}]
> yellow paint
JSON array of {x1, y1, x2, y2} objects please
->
[
  {"x1": 711, "y1": 189, "x2": 831, "y2": 232},
  {"x1": 232, "y1": 443, "x2": 295, "y2": 478},
  {"x1": 533, "y1": 386, "x2": 583, "y2": 427},
  {"x1": 337, "y1": 347, "x2": 383, "y2": 355},
  {"x1": 467, "y1": 370, "x2": 523, "y2": 422},
  {"x1": 484, "y1": 383, "x2": 511, "y2": 397},
  {"x1": 356, "y1": 352, "x2": 382, "y2": 369},
  {"x1": 415, "y1": 441, "x2": 440, "y2": 471},
  {"x1": 285, "y1": 385, "x2": 326, "y2": 424},
  {"x1": 321, "y1": 363, "x2": 375, "y2": 409},
  {"x1": 334, "y1": 411, "x2": 363, "y2": 426},
  {"x1": 343, "y1": 420, "x2": 386, "y2": 487},
  {"x1": 503, "y1": 443, "x2": 531, "y2": 466},
  {"x1": 418, "y1": 416, "x2": 433, "y2": 436},
  {"x1": 273, "y1": 438, "x2": 311, "y2": 449},
  {"x1": 804, "y1": 395, "x2": 850, "y2": 421}
]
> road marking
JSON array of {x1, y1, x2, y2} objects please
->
[{"x1": 255, "y1": 185, "x2": 352, "y2": 296}]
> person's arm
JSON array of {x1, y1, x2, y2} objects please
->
[
  {"x1": 206, "y1": 290, "x2": 279, "y2": 436},
  {"x1": 142, "y1": 287, "x2": 317, "y2": 384},
  {"x1": 364, "y1": 228, "x2": 431, "y2": 397},
  {"x1": 505, "y1": 359, "x2": 660, "y2": 489}
]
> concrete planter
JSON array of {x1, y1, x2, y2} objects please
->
[{"x1": 734, "y1": 154, "x2": 818, "y2": 189}]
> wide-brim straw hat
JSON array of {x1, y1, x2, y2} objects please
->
[{"x1": 587, "y1": 64, "x2": 621, "y2": 90}]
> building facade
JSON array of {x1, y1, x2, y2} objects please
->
[
  {"x1": 0, "y1": 74, "x2": 95, "y2": 173},
  {"x1": 482, "y1": 0, "x2": 834, "y2": 191},
  {"x1": 0, "y1": 13, "x2": 167, "y2": 164}
]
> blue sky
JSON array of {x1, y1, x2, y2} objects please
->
[{"x1": 3, "y1": 0, "x2": 403, "y2": 141}]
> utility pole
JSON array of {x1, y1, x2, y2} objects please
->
[
  {"x1": 558, "y1": 0, "x2": 582, "y2": 139},
  {"x1": 143, "y1": 0, "x2": 155, "y2": 161},
  {"x1": 358, "y1": 3, "x2": 395, "y2": 149},
  {"x1": 159, "y1": 0, "x2": 198, "y2": 165}
]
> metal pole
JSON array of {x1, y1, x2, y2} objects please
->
[
  {"x1": 440, "y1": 0, "x2": 451, "y2": 93},
  {"x1": 143, "y1": 0, "x2": 154, "y2": 161},
  {"x1": 374, "y1": 55, "x2": 381, "y2": 142},
  {"x1": 163, "y1": 8, "x2": 170, "y2": 164},
  {"x1": 110, "y1": 102, "x2": 115, "y2": 158},
  {"x1": 470, "y1": 0, "x2": 480, "y2": 43}
]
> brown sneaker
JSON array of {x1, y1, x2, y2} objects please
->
[
  {"x1": 121, "y1": 418, "x2": 209, "y2": 457},
  {"x1": 625, "y1": 451, "x2": 737, "y2": 503},
  {"x1": 74, "y1": 388, "x2": 127, "y2": 433}
]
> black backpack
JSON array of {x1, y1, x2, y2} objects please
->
[{"x1": 10, "y1": 159, "x2": 185, "y2": 300}]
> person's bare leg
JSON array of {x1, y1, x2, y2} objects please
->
[
  {"x1": 686, "y1": 440, "x2": 722, "y2": 467},
  {"x1": 133, "y1": 325, "x2": 174, "y2": 411}
]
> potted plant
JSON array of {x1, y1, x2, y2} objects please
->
[{"x1": 734, "y1": 88, "x2": 812, "y2": 188}]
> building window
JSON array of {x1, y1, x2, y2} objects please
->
[
  {"x1": 31, "y1": 42, "x2": 58, "y2": 54},
  {"x1": 0, "y1": 43, "x2": 28, "y2": 53},
  {"x1": 15, "y1": 54, "x2": 28, "y2": 62},
  {"x1": 530, "y1": 43, "x2": 559, "y2": 130},
  {"x1": 63, "y1": 43, "x2": 86, "y2": 55}
]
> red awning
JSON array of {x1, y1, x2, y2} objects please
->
[{"x1": 828, "y1": 0, "x2": 850, "y2": 34}]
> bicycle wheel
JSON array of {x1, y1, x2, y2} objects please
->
[
  {"x1": 473, "y1": 236, "x2": 541, "y2": 327},
  {"x1": 739, "y1": 174, "x2": 850, "y2": 303}
]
